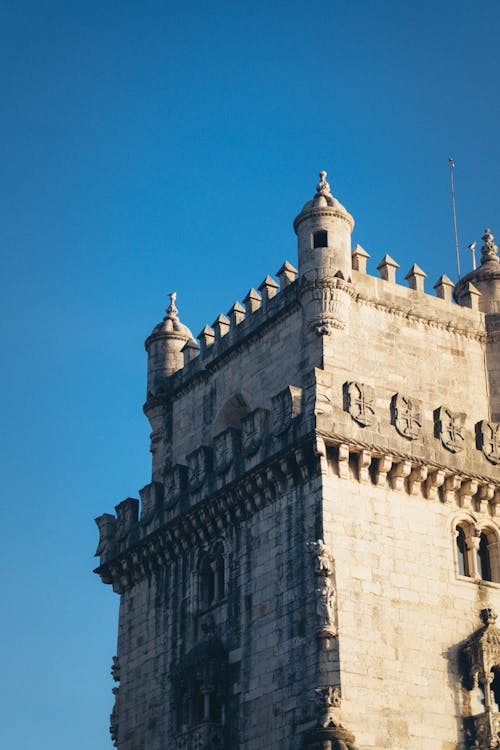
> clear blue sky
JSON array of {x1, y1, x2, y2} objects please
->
[{"x1": 1, "y1": 2, "x2": 499, "y2": 748}]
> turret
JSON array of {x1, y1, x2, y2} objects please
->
[
  {"x1": 293, "y1": 171, "x2": 355, "y2": 334},
  {"x1": 455, "y1": 229, "x2": 500, "y2": 420},
  {"x1": 144, "y1": 292, "x2": 194, "y2": 397}
]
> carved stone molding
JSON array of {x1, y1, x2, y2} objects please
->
[{"x1": 164, "y1": 464, "x2": 188, "y2": 507}]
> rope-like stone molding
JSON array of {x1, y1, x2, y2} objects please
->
[{"x1": 353, "y1": 291, "x2": 487, "y2": 343}]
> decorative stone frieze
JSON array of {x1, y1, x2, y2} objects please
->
[
  {"x1": 343, "y1": 381, "x2": 375, "y2": 427},
  {"x1": 272, "y1": 385, "x2": 302, "y2": 436},
  {"x1": 301, "y1": 276, "x2": 354, "y2": 335},
  {"x1": 391, "y1": 393, "x2": 423, "y2": 440},
  {"x1": 241, "y1": 408, "x2": 268, "y2": 456},
  {"x1": 187, "y1": 447, "x2": 213, "y2": 491},
  {"x1": 435, "y1": 406, "x2": 466, "y2": 453},
  {"x1": 477, "y1": 420, "x2": 500, "y2": 465}
]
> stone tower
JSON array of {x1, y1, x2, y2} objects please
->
[{"x1": 96, "y1": 172, "x2": 500, "y2": 750}]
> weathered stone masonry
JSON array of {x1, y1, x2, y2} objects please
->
[{"x1": 96, "y1": 172, "x2": 500, "y2": 750}]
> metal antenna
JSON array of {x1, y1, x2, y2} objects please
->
[{"x1": 449, "y1": 157, "x2": 461, "y2": 279}]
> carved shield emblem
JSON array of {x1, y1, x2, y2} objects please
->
[
  {"x1": 213, "y1": 428, "x2": 240, "y2": 474},
  {"x1": 186, "y1": 447, "x2": 212, "y2": 491},
  {"x1": 344, "y1": 382, "x2": 375, "y2": 427},
  {"x1": 435, "y1": 406, "x2": 466, "y2": 453},
  {"x1": 391, "y1": 393, "x2": 422, "y2": 440},
  {"x1": 476, "y1": 420, "x2": 500, "y2": 465},
  {"x1": 241, "y1": 408, "x2": 267, "y2": 456},
  {"x1": 164, "y1": 464, "x2": 187, "y2": 506},
  {"x1": 271, "y1": 386, "x2": 302, "y2": 436}
]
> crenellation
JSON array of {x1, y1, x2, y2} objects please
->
[
  {"x1": 405, "y1": 262, "x2": 427, "y2": 293},
  {"x1": 433, "y1": 274, "x2": 455, "y2": 302},
  {"x1": 376, "y1": 253, "x2": 400, "y2": 283},
  {"x1": 243, "y1": 287, "x2": 262, "y2": 314},
  {"x1": 276, "y1": 260, "x2": 298, "y2": 289}
]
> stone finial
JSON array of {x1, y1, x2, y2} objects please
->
[
  {"x1": 458, "y1": 281, "x2": 481, "y2": 311},
  {"x1": 377, "y1": 254, "x2": 400, "y2": 283},
  {"x1": 276, "y1": 260, "x2": 298, "y2": 290},
  {"x1": 351, "y1": 244, "x2": 370, "y2": 274},
  {"x1": 181, "y1": 338, "x2": 200, "y2": 365},
  {"x1": 243, "y1": 288, "x2": 262, "y2": 314},
  {"x1": 433, "y1": 274, "x2": 455, "y2": 302},
  {"x1": 197, "y1": 324, "x2": 215, "y2": 351},
  {"x1": 213, "y1": 313, "x2": 230, "y2": 339},
  {"x1": 227, "y1": 301, "x2": 245, "y2": 326},
  {"x1": 405, "y1": 263, "x2": 427, "y2": 293},
  {"x1": 316, "y1": 170, "x2": 331, "y2": 196},
  {"x1": 480, "y1": 228, "x2": 499, "y2": 265},
  {"x1": 165, "y1": 291, "x2": 178, "y2": 320},
  {"x1": 258, "y1": 275, "x2": 279, "y2": 303}
]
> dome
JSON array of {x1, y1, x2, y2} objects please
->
[
  {"x1": 145, "y1": 292, "x2": 194, "y2": 346},
  {"x1": 294, "y1": 171, "x2": 354, "y2": 232}
]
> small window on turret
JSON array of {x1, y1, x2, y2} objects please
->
[{"x1": 313, "y1": 230, "x2": 328, "y2": 248}]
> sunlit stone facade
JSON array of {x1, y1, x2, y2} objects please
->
[{"x1": 96, "y1": 173, "x2": 500, "y2": 750}]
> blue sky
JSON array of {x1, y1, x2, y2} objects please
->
[{"x1": 1, "y1": 2, "x2": 499, "y2": 748}]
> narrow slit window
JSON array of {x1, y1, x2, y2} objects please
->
[
  {"x1": 313, "y1": 230, "x2": 328, "y2": 248},
  {"x1": 456, "y1": 526, "x2": 470, "y2": 577},
  {"x1": 477, "y1": 533, "x2": 493, "y2": 582}
]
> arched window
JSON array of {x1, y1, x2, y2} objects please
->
[
  {"x1": 454, "y1": 521, "x2": 500, "y2": 583},
  {"x1": 477, "y1": 533, "x2": 493, "y2": 582},
  {"x1": 456, "y1": 525, "x2": 471, "y2": 577}
]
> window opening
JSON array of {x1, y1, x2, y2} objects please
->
[
  {"x1": 477, "y1": 533, "x2": 493, "y2": 582},
  {"x1": 313, "y1": 230, "x2": 328, "y2": 248},
  {"x1": 456, "y1": 526, "x2": 470, "y2": 577}
]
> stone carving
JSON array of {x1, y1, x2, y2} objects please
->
[
  {"x1": 164, "y1": 464, "x2": 188, "y2": 506},
  {"x1": 95, "y1": 513, "x2": 117, "y2": 559},
  {"x1": 307, "y1": 539, "x2": 336, "y2": 636},
  {"x1": 461, "y1": 609, "x2": 500, "y2": 750},
  {"x1": 477, "y1": 421, "x2": 500, "y2": 465},
  {"x1": 304, "y1": 685, "x2": 359, "y2": 750},
  {"x1": 213, "y1": 428, "x2": 240, "y2": 474},
  {"x1": 344, "y1": 381, "x2": 375, "y2": 427},
  {"x1": 391, "y1": 393, "x2": 422, "y2": 440},
  {"x1": 480, "y1": 228, "x2": 499, "y2": 264},
  {"x1": 187, "y1": 447, "x2": 213, "y2": 492},
  {"x1": 316, "y1": 170, "x2": 331, "y2": 196},
  {"x1": 307, "y1": 539, "x2": 334, "y2": 575},
  {"x1": 272, "y1": 386, "x2": 302, "y2": 436},
  {"x1": 435, "y1": 406, "x2": 466, "y2": 453},
  {"x1": 241, "y1": 409, "x2": 267, "y2": 456},
  {"x1": 315, "y1": 686, "x2": 342, "y2": 728}
]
